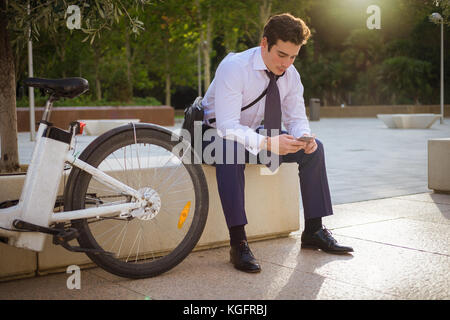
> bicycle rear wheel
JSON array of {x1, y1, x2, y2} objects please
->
[{"x1": 64, "y1": 124, "x2": 208, "y2": 278}]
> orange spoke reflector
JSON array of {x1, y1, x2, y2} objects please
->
[{"x1": 177, "y1": 201, "x2": 191, "y2": 229}]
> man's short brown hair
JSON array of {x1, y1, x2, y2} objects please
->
[{"x1": 263, "y1": 13, "x2": 311, "y2": 50}]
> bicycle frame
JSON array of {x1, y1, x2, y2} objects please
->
[{"x1": 0, "y1": 119, "x2": 147, "y2": 252}]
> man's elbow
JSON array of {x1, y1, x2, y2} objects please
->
[{"x1": 216, "y1": 120, "x2": 236, "y2": 137}]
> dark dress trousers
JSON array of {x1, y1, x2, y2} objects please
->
[{"x1": 201, "y1": 124, "x2": 334, "y2": 228}]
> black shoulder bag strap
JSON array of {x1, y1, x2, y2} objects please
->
[{"x1": 208, "y1": 87, "x2": 268, "y2": 124}]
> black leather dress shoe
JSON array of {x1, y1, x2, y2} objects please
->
[
  {"x1": 301, "y1": 227, "x2": 353, "y2": 254},
  {"x1": 230, "y1": 241, "x2": 261, "y2": 273}
]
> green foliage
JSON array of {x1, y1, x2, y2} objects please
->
[
  {"x1": 7, "y1": 0, "x2": 450, "y2": 107},
  {"x1": 16, "y1": 94, "x2": 160, "y2": 108},
  {"x1": 379, "y1": 56, "x2": 433, "y2": 104},
  {"x1": 6, "y1": 0, "x2": 149, "y2": 45},
  {"x1": 433, "y1": 0, "x2": 450, "y2": 24},
  {"x1": 297, "y1": 0, "x2": 448, "y2": 106}
]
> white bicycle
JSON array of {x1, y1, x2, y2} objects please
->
[{"x1": 0, "y1": 77, "x2": 209, "y2": 279}]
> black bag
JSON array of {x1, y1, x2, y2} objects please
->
[
  {"x1": 181, "y1": 96, "x2": 204, "y2": 143},
  {"x1": 181, "y1": 88, "x2": 268, "y2": 144}
]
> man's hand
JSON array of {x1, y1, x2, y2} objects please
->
[
  {"x1": 262, "y1": 134, "x2": 317, "y2": 155},
  {"x1": 266, "y1": 134, "x2": 305, "y2": 155},
  {"x1": 302, "y1": 134, "x2": 317, "y2": 154}
]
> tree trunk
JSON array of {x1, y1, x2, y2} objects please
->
[
  {"x1": 258, "y1": 0, "x2": 272, "y2": 40},
  {"x1": 165, "y1": 72, "x2": 171, "y2": 106},
  {"x1": 125, "y1": 32, "x2": 133, "y2": 102},
  {"x1": 0, "y1": 1, "x2": 20, "y2": 173},
  {"x1": 54, "y1": 36, "x2": 66, "y2": 78},
  {"x1": 61, "y1": 47, "x2": 66, "y2": 78},
  {"x1": 92, "y1": 48, "x2": 102, "y2": 101},
  {"x1": 201, "y1": 7, "x2": 212, "y2": 91},
  {"x1": 164, "y1": 41, "x2": 171, "y2": 106},
  {"x1": 95, "y1": 68, "x2": 102, "y2": 101}
]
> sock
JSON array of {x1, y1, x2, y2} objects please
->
[
  {"x1": 229, "y1": 225, "x2": 247, "y2": 247},
  {"x1": 304, "y1": 217, "x2": 323, "y2": 234}
]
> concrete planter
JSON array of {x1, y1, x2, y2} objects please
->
[
  {"x1": 428, "y1": 138, "x2": 450, "y2": 193},
  {"x1": 377, "y1": 113, "x2": 441, "y2": 129}
]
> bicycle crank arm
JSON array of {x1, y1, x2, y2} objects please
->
[
  {"x1": 13, "y1": 219, "x2": 61, "y2": 235},
  {"x1": 58, "y1": 241, "x2": 114, "y2": 256},
  {"x1": 13, "y1": 219, "x2": 113, "y2": 256},
  {"x1": 13, "y1": 219, "x2": 79, "y2": 244}
]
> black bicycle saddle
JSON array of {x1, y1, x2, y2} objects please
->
[{"x1": 24, "y1": 77, "x2": 89, "y2": 99}]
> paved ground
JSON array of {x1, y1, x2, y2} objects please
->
[
  {"x1": 310, "y1": 118, "x2": 450, "y2": 204},
  {"x1": 2, "y1": 117, "x2": 449, "y2": 300}
]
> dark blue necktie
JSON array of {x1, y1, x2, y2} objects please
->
[
  {"x1": 263, "y1": 70, "x2": 283, "y2": 171},
  {"x1": 264, "y1": 70, "x2": 282, "y2": 136}
]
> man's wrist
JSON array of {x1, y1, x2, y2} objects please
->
[{"x1": 260, "y1": 136, "x2": 271, "y2": 150}]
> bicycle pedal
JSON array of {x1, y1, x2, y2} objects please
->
[{"x1": 53, "y1": 228, "x2": 79, "y2": 245}]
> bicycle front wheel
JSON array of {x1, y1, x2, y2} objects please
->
[{"x1": 64, "y1": 124, "x2": 208, "y2": 278}]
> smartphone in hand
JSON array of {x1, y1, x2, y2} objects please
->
[{"x1": 296, "y1": 136, "x2": 314, "y2": 142}]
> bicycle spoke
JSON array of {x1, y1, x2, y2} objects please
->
[
  {"x1": 126, "y1": 227, "x2": 141, "y2": 263},
  {"x1": 115, "y1": 221, "x2": 130, "y2": 259}
]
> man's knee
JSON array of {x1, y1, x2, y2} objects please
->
[
  {"x1": 298, "y1": 138, "x2": 324, "y2": 163},
  {"x1": 315, "y1": 138, "x2": 324, "y2": 153},
  {"x1": 205, "y1": 137, "x2": 247, "y2": 165},
  {"x1": 303, "y1": 138, "x2": 324, "y2": 156}
]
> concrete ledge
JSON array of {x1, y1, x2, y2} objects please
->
[
  {"x1": 0, "y1": 243, "x2": 37, "y2": 281},
  {"x1": 198, "y1": 164, "x2": 300, "y2": 248},
  {"x1": 376, "y1": 114, "x2": 397, "y2": 128},
  {"x1": 17, "y1": 106, "x2": 174, "y2": 132},
  {"x1": 428, "y1": 138, "x2": 450, "y2": 192},
  {"x1": 174, "y1": 104, "x2": 450, "y2": 119},
  {"x1": 0, "y1": 163, "x2": 300, "y2": 280},
  {"x1": 377, "y1": 113, "x2": 440, "y2": 129},
  {"x1": 80, "y1": 119, "x2": 140, "y2": 136},
  {"x1": 309, "y1": 105, "x2": 448, "y2": 118}
]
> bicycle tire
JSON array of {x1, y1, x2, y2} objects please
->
[{"x1": 64, "y1": 123, "x2": 208, "y2": 279}]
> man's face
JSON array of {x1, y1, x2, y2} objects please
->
[{"x1": 260, "y1": 37, "x2": 301, "y2": 75}]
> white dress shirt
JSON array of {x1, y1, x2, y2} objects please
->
[{"x1": 202, "y1": 46, "x2": 311, "y2": 155}]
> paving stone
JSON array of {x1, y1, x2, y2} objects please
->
[
  {"x1": 0, "y1": 268, "x2": 145, "y2": 300},
  {"x1": 254, "y1": 236, "x2": 450, "y2": 299},
  {"x1": 333, "y1": 218, "x2": 450, "y2": 256},
  {"x1": 394, "y1": 193, "x2": 450, "y2": 205},
  {"x1": 88, "y1": 245, "x2": 395, "y2": 300}
]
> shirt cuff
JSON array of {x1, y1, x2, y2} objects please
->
[
  {"x1": 217, "y1": 128, "x2": 266, "y2": 156},
  {"x1": 291, "y1": 128, "x2": 311, "y2": 138},
  {"x1": 246, "y1": 132, "x2": 266, "y2": 155}
]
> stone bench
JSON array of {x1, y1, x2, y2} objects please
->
[
  {"x1": 377, "y1": 113, "x2": 440, "y2": 129},
  {"x1": 0, "y1": 163, "x2": 300, "y2": 280},
  {"x1": 428, "y1": 138, "x2": 450, "y2": 193}
]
